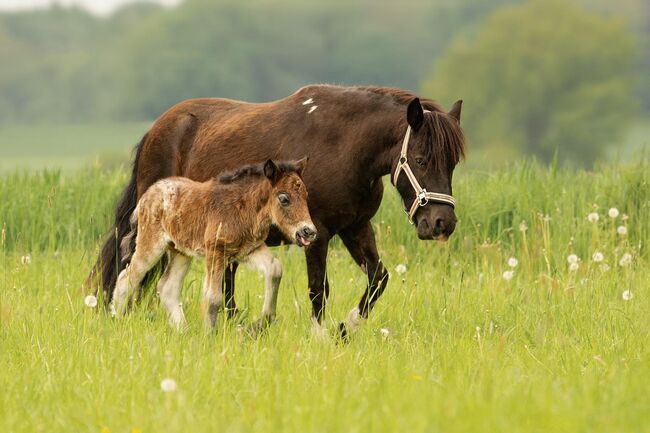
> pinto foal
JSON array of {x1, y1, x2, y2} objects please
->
[{"x1": 112, "y1": 159, "x2": 316, "y2": 331}]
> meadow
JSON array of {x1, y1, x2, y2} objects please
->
[{"x1": 1, "y1": 155, "x2": 649, "y2": 432}]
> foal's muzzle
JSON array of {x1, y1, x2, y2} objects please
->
[{"x1": 296, "y1": 224, "x2": 317, "y2": 247}]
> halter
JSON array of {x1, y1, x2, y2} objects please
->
[{"x1": 391, "y1": 112, "x2": 456, "y2": 224}]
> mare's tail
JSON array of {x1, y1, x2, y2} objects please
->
[{"x1": 85, "y1": 134, "x2": 147, "y2": 305}]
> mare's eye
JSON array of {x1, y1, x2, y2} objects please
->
[
  {"x1": 414, "y1": 156, "x2": 426, "y2": 167},
  {"x1": 278, "y1": 193, "x2": 290, "y2": 206}
]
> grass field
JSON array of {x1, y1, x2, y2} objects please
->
[{"x1": 1, "y1": 157, "x2": 649, "y2": 433}]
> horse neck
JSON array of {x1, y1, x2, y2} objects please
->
[
  {"x1": 237, "y1": 178, "x2": 274, "y2": 232},
  {"x1": 356, "y1": 109, "x2": 406, "y2": 180}
]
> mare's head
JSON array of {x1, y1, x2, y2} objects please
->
[
  {"x1": 392, "y1": 98, "x2": 465, "y2": 240},
  {"x1": 263, "y1": 159, "x2": 317, "y2": 247}
]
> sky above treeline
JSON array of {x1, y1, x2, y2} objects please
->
[{"x1": 0, "y1": 0, "x2": 180, "y2": 16}]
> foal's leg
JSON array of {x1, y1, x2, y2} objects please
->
[
  {"x1": 113, "y1": 234, "x2": 169, "y2": 315},
  {"x1": 158, "y1": 249, "x2": 192, "y2": 329},
  {"x1": 202, "y1": 249, "x2": 226, "y2": 331},
  {"x1": 338, "y1": 221, "x2": 389, "y2": 338},
  {"x1": 245, "y1": 245, "x2": 282, "y2": 333}
]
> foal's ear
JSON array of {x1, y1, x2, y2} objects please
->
[
  {"x1": 406, "y1": 98, "x2": 424, "y2": 131},
  {"x1": 448, "y1": 99, "x2": 463, "y2": 123},
  {"x1": 294, "y1": 157, "x2": 309, "y2": 176},
  {"x1": 263, "y1": 159, "x2": 280, "y2": 184}
]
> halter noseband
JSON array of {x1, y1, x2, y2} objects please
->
[{"x1": 391, "y1": 111, "x2": 456, "y2": 224}]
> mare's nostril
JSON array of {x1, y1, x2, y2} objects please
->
[{"x1": 434, "y1": 218, "x2": 444, "y2": 231}]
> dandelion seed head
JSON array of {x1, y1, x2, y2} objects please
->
[
  {"x1": 379, "y1": 328, "x2": 391, "y2": 338},
  {"x1": 621, "y1": 214, "x2": 629, "y2": 221},
  {"x1": 592, "y1": 251, "x2": 604, "y2": 262},
  {"x1": 507, "y1": 257, "x2": 519, "y2": 268},
  {"x1": 569, "y1": 262, "x2": 579, "y2": 272},
  {"x1": 608, "y1": 208, "x2": 619, "y2": 218},
  {"x1": 519, "y1": 221, "x2": 528, "y2": 232},
  {"x1": 617, "y1": 226, "x2": 627, "y2": 236},
  {"x1": 587, "y1": 212, "x2": 599, "y2": 223},
  {"x1": 84, "y1": 295, "x2": 98, "y2": 308},
  {"x1": 160, "y1": 378, "x2": 177, "y2": 393},
  {"x1": 599, "y1": 263, "x2": 610, "y2": 272},
  {"x1": 619, "y1": 253, "x2": 632, "y2": 267},
  {"x1": 567, "y1": 254, "x2": 579, "y2": 264},
  {"x1": 21, "y1": 254, "x2": 32, "y2": 265},
  {"x1": 502, "y1": 270, "x2": 514, "y2": 281},
  {"x1": 622, "y1": 290, "x2": 633, "y2": 301},
  {"x1": 394, "y1": 264, "x2": 407, "y2": 275}
]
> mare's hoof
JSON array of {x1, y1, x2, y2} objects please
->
[{"x1": 336, "y1": 322, "x2": 350, "y2": 343}]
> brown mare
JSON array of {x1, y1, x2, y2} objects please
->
[
  {"x1": 90, "y1": 84, "x2": 465, "y2": 337},
  {"x1": 113, "y1": 159, "x2": 315, "y2": 331}
]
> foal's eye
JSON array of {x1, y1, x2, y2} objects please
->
[
  {"x1": 414, "y1": 156, "x2": 426, "y2": 167},
  {"x1": 278, "y1": 193, "x2": 290, "y2": 206}
]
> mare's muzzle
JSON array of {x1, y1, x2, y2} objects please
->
[{"x1": 415, "y1": 205, "x2": 457, "y2": 240}]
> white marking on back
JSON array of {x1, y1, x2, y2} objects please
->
[
  {"x1": 302, "y1": 98, "x2": 314, "y2": 105},
  {"x1": 308, "y1": 105, "x2": 318, "y2": 114}
]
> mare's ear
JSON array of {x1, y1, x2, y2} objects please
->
[
  {"x1": 406, "y1": 98, "x2": 424, "y2": 131},
  {"x1": 448, "y1": 99, "x2": 463, "y2": 123},
  {"x1": 263, "y1": 159, "x2": 280, "y2": 184},
  {"x1": 294, "y1": 157, "x2": 309, "y2": 177}
]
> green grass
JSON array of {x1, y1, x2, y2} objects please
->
[{"x1": 1, "y1": 160, "x2": 649, "y2": 432}]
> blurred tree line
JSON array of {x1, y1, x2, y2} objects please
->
[{"x1": 0, "y1": 0, "x2": 647, "y2": 163}]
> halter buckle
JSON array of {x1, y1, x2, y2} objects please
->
[{"x1": 417, "y1": 190, "x2": 428, "y2": 206}]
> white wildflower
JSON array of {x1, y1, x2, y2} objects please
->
[
  {"x1": 592, "y1": 251, "x2": 604, "y2": 262},
  {"x1": 619, "y1": 253, "x2": 632, "y2": 267},
  {"x1": 622, "y1": 290, "x2": 633, "y2": 301},
  {"x1": 587, "y1": 212, "x2": 599, "y2": 223},
  {"x1": 608, "y1": 208, "x2": 619, "y2": 219},
  {"x1": 569, "y1": 262, "x2": 579, "y2": 272},
  {"x1": 519, "y1": 221, "x2": 528, "y2": 232},
  {"x1": 394, "y1": 264, "x2": 407, "y2": 275},
  {"x1": 502, "y1": 270, "x2": 514, "y2": 281},
  {"x1": 160, "y1": 378, "x2": 177, "y2": 393},
  {"x1": 567, "y1": 254, "x2": 579, "y2": 264},
  {"x1": 507, "y1": 257, "x2": 519, "y2": 268},
  {"x1": 84, "y1": 295, "x2": 98, "y2": 308},
  {"x1": 379, "y1": 328, "x2": 391, "y2": 338},
  {"x1": 617, "y1": 226, "x2": 627, "y2": 236},
  {"x1": 21, "y1": 254, "x2": 32, "y2": 265}
]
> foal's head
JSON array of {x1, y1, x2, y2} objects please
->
[
  {"x1": 263, "y1": 159, "x2": 317, "y2": 247},
  {"x1": 392, "y1": 98, "x2": 465, "y2": 241}
]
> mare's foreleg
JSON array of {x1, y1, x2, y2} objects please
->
[
  {"x1": 338, "y1": 221, "x2": 389, "y2": 338},
  {"x1": 223, "y1": 262, "x2": 239, "y2": 318}
]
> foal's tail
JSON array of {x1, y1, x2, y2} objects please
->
[{"x1": 85, "y1": 134, "x2": 147, "y2": 305}]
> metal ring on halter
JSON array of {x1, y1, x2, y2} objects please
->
[{"x1": 417, "y1": 190, "x2": 429, "y2": 206}]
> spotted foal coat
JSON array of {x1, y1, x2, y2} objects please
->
[{"x1": 112, "y1": 159, "x2": 316, "y2": 330}]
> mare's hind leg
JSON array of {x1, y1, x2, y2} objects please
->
[
  {"x1": 158, "y1": 249, "x2": 192, "y2": 329},
  {"x1": 223, "y1": 262, "x2": 239, "y2": 318},
  {"x1": 337, "y1": 221, "x2": 389, "y2": 338},
  {"x1": 244, "y1": 245, "x2": 282, "y2": 334},
  {"x1": 113, "y1": 232, "x2": 169, "y2": 315}
]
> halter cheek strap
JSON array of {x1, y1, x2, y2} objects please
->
[{"x1": 392, "y1": 114, "x2": 456, "y2": 224}]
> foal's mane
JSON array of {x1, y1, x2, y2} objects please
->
[
  {"x1": 360, "y1": 86, "x2": 466, "y2": 171},
  {"x1": 218, "y1": 160, "x2": 301, "y2": 184}
]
